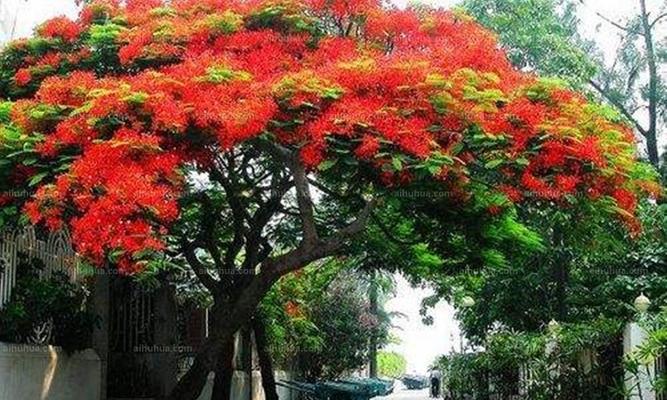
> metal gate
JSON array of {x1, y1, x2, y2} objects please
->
[{"x1": 108, "y1": 278, "x2": 159, "y2": 398}]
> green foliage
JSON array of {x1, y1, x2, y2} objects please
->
[
  {"x1": 437, "y1": 317, "x2": 624, "y2": 400},
  {"x1": 0, "y1": 253, "x2": 98, "y2": 353},
  {"x1": 298, "y1": 275, "x2": 377, "y2": 379},
  {"x1": 429, "y1": 200, "x2": 667, "y2": 398},
  {"x1": 260, "y1": 263, "x2": 393, "y2": 380},
  {"x1": 461, "y1": 0, "x2": 597, "y2": 88},
  {"x1": 0, "y1": 116, "x2": 78, "y2": 229},
  {"x1": 377, "y1": 351, "x2": 407, "y2": 379},
  {"x1": 462, "y1": 0, "x2": 666, "y2": 166}
]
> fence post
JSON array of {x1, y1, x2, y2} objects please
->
[{"x1": 624, "y1": 321, "x2": 656, "y2": 400}]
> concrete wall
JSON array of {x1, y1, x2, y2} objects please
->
[{"x1": 0, "y1": 342, "x2": 101, "y2": 400}]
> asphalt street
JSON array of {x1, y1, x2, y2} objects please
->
[{"x1": 374, "y1": 388, "x2": 431, "y2": 399}]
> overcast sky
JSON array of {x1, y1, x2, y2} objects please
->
[{"x1": 1, "y1": 0, "x2": 664, "y2": 375}]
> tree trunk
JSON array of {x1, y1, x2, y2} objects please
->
[
  {"x1": 368, "y1": 271, "x2": 379, "y2": 379},
  {"x1": 639, "y1": 0, "x2": 660, "y2": 167},
  {"x1": 167, "y1": 199, "x2": 374, "y2": 400},
  {"x1": 253, "y1": 317, "x2": 280, "y2": 400},
  {"x1": 166, "y1": 303, "x2": 241, "y2": 400},
  {"x1": 166, "y1": 287, "x2": 270, "y2": 400},
  {"x1": 211, "y1": 339, "x2": 235, "y2": 400},
  {"x1": 165, "y1": 346, "x2": 216, "y2": 400}
]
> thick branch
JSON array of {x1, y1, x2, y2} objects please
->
[
  {"x1": 181, "y1": 239, "x2": 219, "y2": 292},
  {"x1": 209, "y1": 165, "x2": 249, "y2": 268},
  {"x1": 242, "y1": 175, "x2": 292, "y2": 271},
  {"x1": 268, "y1": 197, "x2": 377, "y2": 278},
  {"x1": 199, "y1": 194, "x2": 225, "y2": 273},
  {"x1": 589, "y1": 79, "x2": 648, "y2": 137},
  {"x1": 210, "y1": 157, "x2": 251, "y2": 224},
  {"x1": 226, "y1": 198, "x2": 377, "y2": 319},
  {"x1": 290, "y1": 161, "x2": 319, "y2": 245},
  {"x1": 257, "y1": 139, "x2": 319, "y2": 245}
]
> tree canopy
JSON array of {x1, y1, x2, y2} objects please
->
[{"x1": 0, "y1": 0, "x2": 658, "y2": 275}]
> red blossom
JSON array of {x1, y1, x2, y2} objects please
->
[
  {"x1": 612, "y1": 188, "x2": 637, "y2": 213},
  {"x1": 355, "y1": 135, "x2": 381, "y2": 159},
  {"x1": 35, "y1": 53, "x2": 62, "y2": 68},
  {"x1": 488, "y1": 205, "x2": 503, "y2": 215},
  {"x1": 284, "y1": 301, "x2": 302, "y2": 318},
  {"x1": 555, "y1": 175, "x2": 580, "y2": 194},
  {"x1": 38, "y1": 16, "x2": 82, "y2": 42},
  {"x1": 14, "y1": 69, "x2": 32, "y2": 86},
  {"x1": 300, "y1": 142, "x2": 325, "y2": 168},
  {"x1": 499, "y1": 185, "x2": 523, "y2": 203}
]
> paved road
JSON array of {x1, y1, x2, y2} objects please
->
[{"x1": 374, "y1": 388, "x2": 431, "y2": 399}]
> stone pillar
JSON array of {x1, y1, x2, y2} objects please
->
[{"x1": 624, "y1": 321, "x2": 656, "y2": 400}]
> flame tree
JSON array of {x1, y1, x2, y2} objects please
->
[{"x1": 0, "y1": 0, "x2": 659, "y2": 398}]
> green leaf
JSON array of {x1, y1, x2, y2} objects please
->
[
  {"x1": 515, "y1": 158, "x2": 530, "y2": 166},
  {"x1": 317, "y1": 159, "x2": 337, "y2": 171},
  {"x1": 28, "y1": 172, "x2": 48, "y2": 186},
  {"x1": 392, "y1": 156, "x2": 403, "y2": 171},
  {"x1": 485, "y1": 159, "x2": 504, "y2": 169}
]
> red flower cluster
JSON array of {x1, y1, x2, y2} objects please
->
[
  {"x1": 38, "y1": 16, "x2": 82, "y2": 42},
  {"x1": 14, "y1": 69, "x2": 32, "y2": 86},
  {"x1": 26, "y1": 128, "x2": 183, "y2": 272}
]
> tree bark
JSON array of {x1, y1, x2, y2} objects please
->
[
  {"x1": 166, "y1": 304, "x2": 240, "y2": 400},
  {"x1": 253, "y1": 317, "x2": 280, "y2": 400},
  {"x1": 211, "y1": 339, "x2": 235, "y2": 400}
]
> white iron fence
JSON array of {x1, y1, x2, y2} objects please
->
[{"x1": 0, "y1": 225, "x2": 78, "y2": 309}]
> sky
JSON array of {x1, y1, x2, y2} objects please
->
[
  {"x1": 0, "y1": 0, "x2": 664, "y2": 375},
  {"x1": 383, "y1": 275, "x2": 460, "y2": 374}
]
